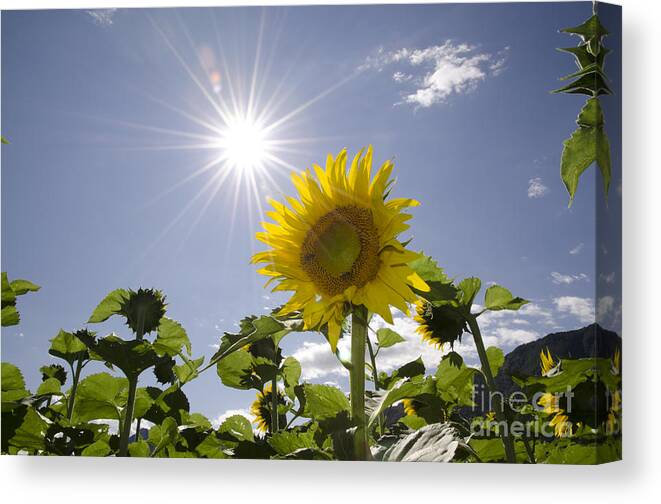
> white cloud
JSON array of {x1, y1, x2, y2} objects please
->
[
  {"x1": 569, "y1": 243, "x2": 584, "y2": 255},
  {"x1": 528, "y1": 177, "x2": 549, "y2": 198},
  {"x1": 211, "y1": 409, "x2": 255, "y2": 429},
  {"x1": 553, "y1": 296, "x2": 595, "y2": 325},
  {"x1": 293, "y1": 340, "x2": 349, "y2": 380},
  {"x1": 550, "y1": 272, "x2": 589, "y2": 285},
  {"x1": 361, "y1": 41, "x2": 507, "y2": 108},
  {"x1": 86, "y1": 9, "x2": 117, "y2": 26}
]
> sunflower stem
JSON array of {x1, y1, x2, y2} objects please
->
[
  {"x1": 66, "y1": 358, "x2": 83, "y2": 421},
  {"x1": 118, "y1": 311, "x2": 145, "y2": 457},
  {"x1": 467, "y1": 315, "x2": 516, "y2": 463},
  {"x1": 366, "y1": 334, "x2": 384, "y2": 436},
  {"x1": 270, "y1": 377, "x2": 279, "y2": 434},
  {"x1": 351, "y1": 305, "x2": 369, "y2": 461}
]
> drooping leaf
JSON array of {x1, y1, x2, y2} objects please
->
[
  {"x1": 2, "y1": 405, "x2": 47, "y2": 453},
  {"x1": 457, "y1": 277, "x2": 482, "y2": 307},
  {"x1": 174, "y1": 356, "x2": 204, "y2": 384},
  {"x1": 368, "y1": 376, "x2": 435, "y2": 428},
  {"x1": 379, "y1": 423, "x2": 460, "y2": 462},
  {"x1": 77, "y1": 332, "x2": 159, "y2": 379},
  {"x1": 442, "y1": 351, "x2": 464, "y2": 369},
  {"x1": 485, "y1": 347, "x2": 505, "y2": 377},
  {"x1": 561, "y1": 124, "x2": 611, "y2": 206},
  {"x1": 9, "y1": 279, "x2": 40, "y2": 296},
  {"x1": 148, "y1": 417, "x2": 180, "y2": 457},
  {"x1": 281, "y1": 356, "x2": 301, "y2": 400}
]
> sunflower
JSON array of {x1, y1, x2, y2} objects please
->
[
  {"x1": 250, "y1": 383, "x2": 287, "y2": 433},
  {"x1": 414, "y1": 299, "x2": 466, "y2": 349},
  {"x1": 402, "y1": 398, "x2": 421, "y2": 417},
  {"x1": 539, "y1": 347, "x2": 558, "y2": 376},
  {"x1": 251, "y1": 146, "x2": 429, "y2": 351},
  {"x1": 538, "y1": 393, "x2": 572, "y2": 438}
]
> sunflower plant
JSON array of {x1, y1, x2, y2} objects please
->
[{"x1": 251, "y1": 146, "x2": 429, "y2": 459}]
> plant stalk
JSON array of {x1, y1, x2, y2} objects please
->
[
  {"x1": 366, "y1": 335, "x2": 384, "y2": 436},
  {"x1": 118, "y1": 312, "x2": 145, "y2": 457},
  {"x1": 66, "y1": 358, "x2": 84, "y2": 421},
  {"x1": 467, "y1": 315, "x2": 516, "y2": 463},
  {"x1": 350, "y1": 305, "x2": 369, "y2": 461},
  {"x1": 270, "y1": 377, "x2": 279, "y2": 434}
]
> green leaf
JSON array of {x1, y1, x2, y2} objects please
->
[
  {"x1": 148, "y1": 417, "x2": 180, "y2": 457},
  {"x1": 376, "y1": 328, "x2": 405, "y2": 349},
  {"x1": 484, "y1": 285, "x2": 528, "y2": 311},
  {"x1": 281, "y1": 356, "x2": 301, "y2": 400},
  {"x1": 368, "y1": 377, "x2": 435, "y2": 428},
  {"x1": 1, "y1": 272, "x2": 16, "y2": 306},
  {"x1": 557, "y1": 45, "x2": 609, "y2": 70},
  {"x1": 153, "y1": 317, "x2": 191, "y2": 357},
  {"x1": 1, "y1": 306, "x2": 20, "y2": 326},
  {"x1": 133, "y1": 387, "x2": 155, "y2": 419},
  {"x1": 73, "y1": 373, "x2": 128, "y2": 423},
  {"x1": 407, "y1": 253, "x2": 449, "y2": 283},
  {"x1": 1, "y1": 136, "x2": 9, "y2": 144},
  {"x1": 128, "y1": 439, "x2": 151, "y2": 457},
  {"x1": 485, "y1": 347, "x2": 505, "y2": 377},
  {"x1": 48, "y1": 330, "x2": 89, "y2": 367},
  {"x1": 561, "y1": 14, "x2": 609, "y2": 41},
  {"x1": 561, "y1": 124, "x2": 611, "y2": 206},
  {"x1": 1, "y1": 362, "x2": 30, "y2": 410},
  {"x1": 81, "y1": 439, "x2": 112, "y2": 457},
  {"x1": 195, "y1": 434, "x2": 227, "y2": 458},
  {"x1": 87, "y1": 289, "x2": 129, "y2": 324},
  {"x1": 9, "y1": 279, "x2": 40, "y2": 296},
  {"x1": 174, "y1": 356, "x2": 204, "y2": 384},
  {"x1": 301, "y1": 384, "x2": 350, "y2": 420},
  {"x1": 78, "y1": 332, "x2": 159, "y2": 379},
  {"x1": 218, "y1": 414, "x2": 254, "y2": 443},
  {"x1": 457, "y1": 277, "x2": 482, "y2": 307},
  {"x1": 36, "y1": 377, "x2": 62, "y2": 396},
  {"x1": 380, "y1": 423, "x2": 460, "y2": 462},
  {"x1": 216, "y1": 349, "x2": 254, "y2": 390},
  {"x1": 268, "y1": 429, "x2": 317, "y2": 456},
  {"x1": 3, "y1": 405, "x2": 47, "y2": 452},
  {"x1": 552, "y1": 71, "x2": 612, "y2": 96},
  {"x1": 435, "y1": 358, "x2": 477, "y2": 407}
]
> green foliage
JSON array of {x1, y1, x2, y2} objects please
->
[
  {"x1": 1, "y1": 272, "x2": 40, "y2": 327},
  {"x1": 376, "y1": 328, "x2": 405, "y2": 349},
  {"x1": 555, "y1": 11, "x2": 613, "y2": 206}
]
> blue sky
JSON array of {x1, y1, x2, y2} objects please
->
[{"x1": 1, "y1": 3, "x2": 621, "y2": 424}]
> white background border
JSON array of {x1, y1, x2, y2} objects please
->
[{"x1": 1, "y1": 0, "x2": 659, "y2": 502}]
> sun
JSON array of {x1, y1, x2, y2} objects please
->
[{"x1": 217, "y1": 115, "x2": 269, "y2": 171}]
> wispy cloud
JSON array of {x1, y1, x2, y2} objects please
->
[
  {"x1": 553, "y1": 296, "x2": 594, "y2": 325},
  {"x1": 569, "y1": 243, "x2": 584, "y2": 255},
  {"x1": 527, "y1": 177, "x2": 549, "y2": 199},
  {"x1": 361, "y1": 42, "x2": 508, "y2": 108},
  {"x1": 550, "y1": 272, "x2": 589, "y2": 285},
  {"x1": 86, "y1": 9, "x2": 117, "y2": 26}
]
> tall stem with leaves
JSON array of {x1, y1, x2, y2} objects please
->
[
  {"x1": 66, "y1": 357, "x2": 84, "y2": 421},
  {"x1": 466, "y1": 315, "x2": 516, "y2": 463},
  {"x1": 270, "y1": 377, "x2": 279, "y2": 433},
  {"x1": 350, "y1": 305, "x2": 369, "y2": 460},
  {"x1": 118, "y1": 313, "x2": 145, "y2": 457}
]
